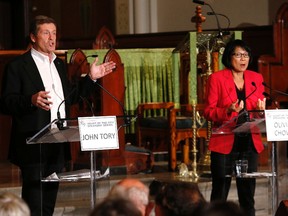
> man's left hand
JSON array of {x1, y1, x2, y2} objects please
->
[{"x1": 88, "y1": 57, "x2": 116, "y2": 81}]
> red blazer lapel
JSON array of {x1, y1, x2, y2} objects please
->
[{"x1": 222, "y1": 69, "x2": 237, "y2": 104}]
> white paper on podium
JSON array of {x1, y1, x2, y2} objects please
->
[
  {"x1": 265, "y1": 109, "x2": 288, "y2": 141},
  {"x1": 44, "y1": 168, "x2": 110, "y2": 182},
  {"x1": 78, "y1": 116, "x2": 119, "y2": 151}
]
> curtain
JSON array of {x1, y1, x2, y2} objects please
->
[{"x1": 66, "y1": 48, "x2": 180, "y2": 133}]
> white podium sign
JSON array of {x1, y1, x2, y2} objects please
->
[
  {"x1": 78, "y1": 116, "x2": 119, "y2": 151},
  {"x1": 265, "y1": 109, "x2": 288, "y2": 141}
]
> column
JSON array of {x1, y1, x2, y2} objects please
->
[{"x1": 133, "y1": 0, "x2": 150, "y2": 33}]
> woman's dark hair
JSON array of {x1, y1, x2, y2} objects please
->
[
  {"x1": 156, "y1": 181, "x2": 207, "y2": 216},
  {"x1": 29, "y1": 15, "x2": 57, "y2": 36},
  {"x1": 221, "y1": 39, "x2": 252, "y2": 69},
  {"x1": 201, "y1": 200, "x2": 245, "y2": 216}
]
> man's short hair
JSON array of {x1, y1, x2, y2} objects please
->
[{"x1": 29, "y1": 15, "x2": 57, "y2": 36}]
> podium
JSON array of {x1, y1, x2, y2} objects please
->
[
  {"x1": 212, "y1": 110, "x2": 286, "y2": 216},
  {"x1": 26, "y1": 117, "x2": 119, "y2": 210}
]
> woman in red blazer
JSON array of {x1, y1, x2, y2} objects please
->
[{"x1": 204, "y1": 39, "x2": 266, "y2": 216}]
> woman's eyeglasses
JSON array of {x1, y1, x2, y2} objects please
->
[{"x1": 232, "y1": 53, "x2": 250, "y2": 58}]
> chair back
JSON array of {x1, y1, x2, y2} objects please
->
[{"x1": 93, "y1": 26, "x2": 116, "y2": 49}]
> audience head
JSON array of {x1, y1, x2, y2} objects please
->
[
  {"x1": 109, "y1": 178, "x2": 149, "y2": 216},
  {"x1": 201, "y1": 200, "x2": 245, "y2": 216},
  {"x1": 89, "y1": 194, "x2": 142, "y2": 216},
  {"x1": 155, "y1": 181, "x2": 207, "y2": 216},
  {"x1": 149, "y1": 180, "x2": 163, "y2": 197},
  {"x1": 0, "y1": 192, "x2": 30, "y2": 216}
]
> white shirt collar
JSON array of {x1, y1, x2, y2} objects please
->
[{"x1": 31, "y1": 48, "x2": 56, "y2": 63}]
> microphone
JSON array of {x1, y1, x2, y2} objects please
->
[
  {"x1": 94, "y1": 81, "x2": 132, "y2": 126},
  {"x1": 207, "y1": 12, "x2": 230, "y2": 35},
  {"x1": 262, "y1": 92, "x2": 269, "y2": 97},
  {"x1": 262, "y1": 82, "x2": 288, "y2": 97},
  {"x1": 245, "y1": 81, "x2": 257, "y2": 101},
  {"x1": 56, "y1": 87, "x2": 77, "y2": 130},
  {"x1": 56, "y1": 54, "x2": 98, "y2": 129},
  {"x1": 263, "y1": 92, "x2": 279, "y2": 108},
  {"x1": 241, "y1": 81, "x2": 257, "y2": 122},
  {"x1": 79, "y1": 96, "x2": 94, "y2": 116},
  {"x1": 74, "y1": 54, "x2": 98, "y2": 65},
  {"x1": 70, "y1": 54, "x2": 98, "y2": 83},
  {"x1": 56, "y1": 85, "x2": 95, "y2": 130},
  {"x1": 56, "y1": 54, "x2": 99, "y2": 130},
  {"x1": 193, "y1": 0, "x2": 222, "y2": 37}
]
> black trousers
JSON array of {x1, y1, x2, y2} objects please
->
[
  {"x1": 20, "y1": 163, "x2": 63, "y2": 216},
  {"x1": 210, "y1": 135, "x2": 259, "y2": 216}
]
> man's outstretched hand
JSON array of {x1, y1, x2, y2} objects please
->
[{"x1": 88, "y1": 57, "x2": 116, "y2": 81}]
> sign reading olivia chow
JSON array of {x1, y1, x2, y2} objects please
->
[
  {"x1": 78, "y1": 116, "x2": 119, "y2": 151},
  {"x1": 265, "y1": 109, "x2": 288, "y2": 141}
]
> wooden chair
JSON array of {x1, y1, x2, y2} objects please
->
[
  {"x1": 170, "y1": 104, "x2": 207, "y2": 171},
  {"x1": 136, "y1": 102, "x2": 174, "y2": 153},
  {"x1": 92, "y1": 26, "x2": 116, "y2": 49},
  {"x1": 136, "y1": 102, "x2": 207, "y2": 171}
]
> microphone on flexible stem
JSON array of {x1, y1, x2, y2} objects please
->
[
  {"x1": 56, "y1": 99, "x2": 67, "y2": 130},
  {"x1": 76, "y1": 55, "x2": 98, "y2": 66},
  {"x1": 263, "y1": 92, "x2": 279, "y2": 108},
  {"x1": 56, "y1": 97, "x2": 95, "y2": 130},
  {"x1": 79, "y1": 96, "x2": 95, "y2": 116},
  {"x1": 94, "y1": 81, "x2": 131, "y2": 126},
  {"x1": 245, "y1": 81, "x2": 257, "y2": 101},
  {"x1": 262, "y1": 82, "x2": 288, "y2": 97},
  {"x1": 56, "y1": 87, "x2": 77, "y2": 130},
  {"x1": 262, "y1": 92, "x2": 269, "y2": 96},
  {"x1": 243, "y1": 81, "x2": 257, "y2": 122},
  {"x1": 71, "y1": 54, "x2": 98, "y2": 83},
  {"x1": 56, "y1": 87, "x2": 95, "y2": 130},
  {"x1": 56, "y1": 55, "x2": 98, "y2": 130},
  {"x1": 207, "y1": 12, "x2": 230, "y2": 35},
  {"x1": 193, "y1": 0, "x2": 222, "y2": 37}
]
